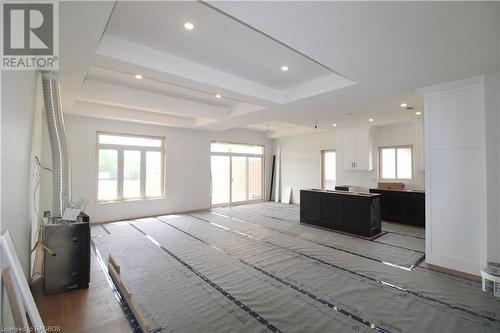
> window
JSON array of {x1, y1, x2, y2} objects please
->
[
  {"x1": 97, "y1": 132, "x2": 165, "y2": 202},
  {"x1": 321, "y1": 150, "x2": 336, "y2": 190},
  {"x1": 379, "y1": 146, "x2": 412, "y2": 180},
  {"x1": 210, "y1": 142, "x2": 264, "y2": 205}
]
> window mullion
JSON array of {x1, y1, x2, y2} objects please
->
[
  {"x1": 117, "y1": 148, "x2": 124, "y2": 200},
  {"x1": 140, "y1": 150, "x2": 146, "y2": 198},
  {"x1": 245, "y1": 156, "x2": 249, "y2": 201},
  {"x1": 395, "y1": 148, "x2": 399, "y2": 179}
]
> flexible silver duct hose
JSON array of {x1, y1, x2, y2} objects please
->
[{"x1": 42, "y1": 72, "x2": 71, "y2": 219}]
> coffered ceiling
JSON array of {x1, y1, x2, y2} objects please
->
[{"x1": 59, "y1": 1, "x2": 500, "y2": 137}]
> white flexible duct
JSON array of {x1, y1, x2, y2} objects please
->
[{"x1": 41, "y1": 72, "x2": 71, "y2": 219}]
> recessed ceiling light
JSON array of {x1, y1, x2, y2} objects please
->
[
  {"x1": 215, "y1": 94, "x2": 221, "y2": 98},
  {"x1": 400, "y1": 103, "x2": 407, "y2": 107},
  {"x1": 368, "y1": 118, "x2": 374, "y2": 122},
  {"x1": 415, "y1": 111, "x2": 422, "y2": 115},
  {"x1": 332, "y1": 123, "x2": 337, "y2": 127},
  {"x1": 184, "y1": 22, "x2": 194, "y2": 30},
  {"x1": 281, "y1": 65, "x2": 289, "y2": 72},
  {"x1": 134, "y1": 74, "x2": 143, "y2": 79}
]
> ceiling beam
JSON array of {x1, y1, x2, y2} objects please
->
[
  {"x1": 70, "y1": 102, "x2": 197, "y2": 128},
  {"x1": 79, "y1": 80, "x2": 229, "y2": 121}
]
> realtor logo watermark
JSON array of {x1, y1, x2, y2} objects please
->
[{"x1": 1, "y1": 1, "x2": 58, "y2": 70}]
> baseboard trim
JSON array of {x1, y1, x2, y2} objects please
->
[{"x1": 419, "y1": 262, "x2": 481, "y2": 282}]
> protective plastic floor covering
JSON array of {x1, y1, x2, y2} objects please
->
[
  {"x1": 92, "y1": 203, "x2": 500, "y2": 333},
  {"x1": 93, "y1": 222, "x2": 373, "y2": 333},
  {"x1": 211, "y1": 206, "x2": 424, "y2": 268},
  {"x1": 255, "y1": 202, "x2": 427, "y2": 252}
]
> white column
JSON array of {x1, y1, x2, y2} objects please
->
[{"x1": 417, "y1": 76, "x2": 487, "y2": 275}]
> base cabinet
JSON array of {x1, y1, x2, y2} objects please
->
[
  {"x1": 369, "y1": 189, "x2": 425, "y2": 226},
  {"x1": 300, "y1": 190, "x2": 381, "y2": 237}
]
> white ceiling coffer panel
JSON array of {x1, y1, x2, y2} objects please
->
[
  {"x1": 86, "y1": 66, "x2": 255, "y2": 108},
  {"x1": 79, "y1": 80, "x2": 229, "y2": 122},
  {"x1": 104, "y1": 1, "x2": 351, "y2": 90},
  {"x1": 58, "y1": 1, "x2": 116, "y2": 112},
  {"x1": 97, "y1": 1, "x2": 353, "y2": 104},
  {"x1": 95, "y1": 35, "x2": 284, "y2": 104},
  {"x1": 72, "y1": 102, "x2": 197, "y2": 128}
]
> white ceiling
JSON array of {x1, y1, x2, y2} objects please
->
[
  {"x1": 60, "y1": 1, "x2": 500, "y2": 137},
  {"x1": 105, "y1": 1, "x2": 336, "y2": 90}
]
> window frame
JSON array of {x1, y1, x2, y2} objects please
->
[
  {"x1": 210, "y1": 141, "x2": 265, "y2": 206},
  {"x1": 95, "y1": 131, "x2": 166, "y2": 203},
  {"x1": 378, "y1": 144, "x2": 413, "y2": 181},
  {"x1": 320, "y1": 149, "x2": 336, "y2": 190}
]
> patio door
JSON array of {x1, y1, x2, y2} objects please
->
[{"x1": 210, "y1": 142, "x2": 264, "y2": 206}]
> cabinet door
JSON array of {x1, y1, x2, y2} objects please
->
[
  {"x1": 300, "y1": 191, "x2": 321, "y2": 225},
  {"x1": 342, "y1": 132, "x2": 356, "y2": 170},
  {"x1": 355, "y1": 129, "x2": 369, "y2": 170},
  {"x1": 386, "y1": 191, "x2": 403, "y2": 222},
  {"x1": 320, "y1": 193, "x2": 343, "y2": 227},
  {"x1": 402, "y1": 193, "x2": 425, "y2": 226}
]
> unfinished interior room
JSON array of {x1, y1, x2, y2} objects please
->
[{"x1": 1, "y1": 1, "x2": 500, "y2": 332}]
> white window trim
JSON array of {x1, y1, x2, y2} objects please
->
[
  {"x1": 378, "y1": 145, "x2": 413, "y2": 181},
  {"x1": 96, "y1": 131, "x2": 166, "y2": 203}
]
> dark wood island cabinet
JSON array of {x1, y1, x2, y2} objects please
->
[
  {"x1": 300, "y1": 189, "x2": 382, "y2": 237},
  {"x1": 368, "y1": 188, "x2": 425, "y2": 227}
]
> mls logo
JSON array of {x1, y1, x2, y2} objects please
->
[{"x1": 2, "y1": 2, "x2": 58, "y2": 69}]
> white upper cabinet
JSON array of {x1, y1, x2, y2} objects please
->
[
  {"x1": 341, "y1": 127, "x2": 373, "y2": 171},
  {"x1": 342, "y1": 130, "x2": 356, "y2": 170}
]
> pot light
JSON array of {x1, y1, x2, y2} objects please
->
[
  {"x1": 215, "y1": 94, "x2": 221, "y2": 98},
  {"x1": 400, "y1": 103, "x2": 407, "y2": 107},
  {"x1": 415, "y1": 111, "x2": 422, "y2": 115},
  {"x1": 134, "y1": 74, "x2": 143, "y2": 80},
  {"x1": 281, "y1": 65, "x2": 289, "y2": 72},
  {"x1": 368, "y1": 118, "x2": 374, "y2": 122},
  {"x1": 332, "y1": 123, "x2": 337, "y2": 127},
  {"x1": 184, "y1": 22, "x2": 194, "y2": 30}
]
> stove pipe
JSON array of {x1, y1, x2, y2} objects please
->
[{"x1": 41, "y1": 72, "x2": 71, "y2": 218}]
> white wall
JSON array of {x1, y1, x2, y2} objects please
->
[
  {"x1": 1, "y1": 70, "x2": 37, "y2": 275},
  {"x1": 418, "y1": 75, "x2": 488, "y2": 275},
  {"x1": 1, "y1": 70, "x2": 38, "y2": 325},
  {"x1": 275, "y1": 122, "x2": 425, "y2": 203},
  {"x1": 485, "y1": 71, "x2": 500, "y2": 263},
  {"x1": 41, "y1": 115, "x2": 274, "y2": 223}
]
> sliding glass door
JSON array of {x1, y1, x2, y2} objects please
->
[
  {"x1": 231, "y1": 156, "x2": 247, "y2": 203},
  {"x1": 210, "y1": 155, "x2": 230, "y2": 205},
  {"x1": 210, "y1": 142, "x2": 264, "y2": 206}
]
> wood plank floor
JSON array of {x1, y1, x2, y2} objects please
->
[{"x1": 31, "y1": 249, "x2": 132, "y2": 333}]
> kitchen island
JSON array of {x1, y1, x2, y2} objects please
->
[{"x1": 300, "y1": 189, "x2": 382, "y2": 237}]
